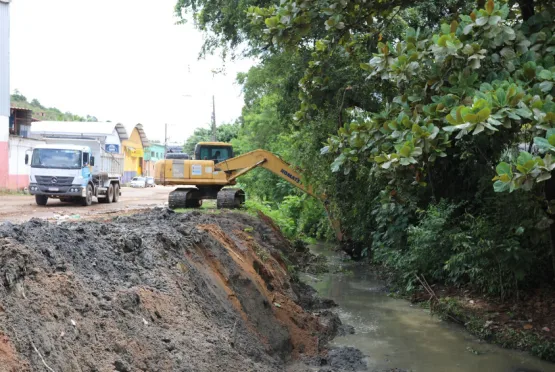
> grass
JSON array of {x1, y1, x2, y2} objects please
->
[
  {"x1": 173, "y1": 200, "x2": 249, "y2": 215},
  {"x1": 201, "y1": 200, "x2": 217, "y2": 209},
  {"x1": 0, "y1": 189, "x2": 27, "y2": 196},
  {"x1": 173, "y1": 207, "x2": 222, "y2": 214},
  {"x1": 253, "y1": 242, "x2": 270, "y2": 262}
]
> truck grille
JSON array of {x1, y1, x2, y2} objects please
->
[{"x1": 35, "y1": 176, "x2": 74, "y2": 186}]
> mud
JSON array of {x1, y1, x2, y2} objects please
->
[
  {"x1": 287, "y1": 347, "x2": 368, "y2": 372},
  {"x1": 0, "y1": 208, "x2": 355, "y2": 371}
]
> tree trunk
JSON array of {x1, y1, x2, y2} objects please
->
[
  {"x1": 517, "y1": 0, "x2": 535, "y2": 21},
  {"x1": 544, "y1": 177, "x2": 555, "y2": 281}
]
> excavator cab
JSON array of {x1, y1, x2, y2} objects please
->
[{"x1": 194, "y1": 142, "x2": 234, "y2": 162}]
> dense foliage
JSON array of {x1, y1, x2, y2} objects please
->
[
  {"x1": 178, "y1": 0, "x2": 555, "y2": 297},
  {"x1": 11, "y1": 91, "x2": 99, "y2": 122}
]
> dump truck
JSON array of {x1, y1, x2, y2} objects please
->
[
  {"x1": 26, "y1": 141, "x2": 123, "y2": 206},
  {"x1": 154, "y1": 141, "x2": 342, "y2": 240}
]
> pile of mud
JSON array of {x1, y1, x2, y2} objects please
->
[{"x1": 0, "y1": 208, "x2": 362, "y2": 371}]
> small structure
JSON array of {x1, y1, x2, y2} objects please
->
[
  {"x1": 144, "y1": 143, "x2": 165, "y2": 177},
  {"x1": 7, "y1": 107, "x2": 46, "y2": 190},
  {"x1": 122, "y1": 124, "x2": 150, "y2": 183},
  {"x1": 0, "y1": 0, "x2": 11, "y2": 188},
  {"x1": 10, "y1": 106, "x2": 33, "y2": 136}
]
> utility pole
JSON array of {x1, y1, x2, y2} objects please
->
[
  {"x1": 163, "y1": 123, "x2": 167, "y2": 185},
  {"x1": 211, "y1": 95, "x2": 217, "y2": 141},
  {"x1": 164, "y1": 123, "x2": 168, "y2": 158}
]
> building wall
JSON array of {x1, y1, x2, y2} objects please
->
[
  {"x1": 144, "y1": 144, "x2": 165, "y2": 161},
  {"x1": 144, "y1": 143, "x2": 165, "y2": 177},
  {"x1": 144, "y1": 161, "x2": 154, "y2": 177},
  {"x1": 0, "y1": 116, "x2": 8, "y2": 188},
  {"x1": 0, "y1": 2, "x2": 10, "y2": 188},
  {"x1": 105, "y1": 129, "x2": 122, "y2": 150},
  {"x1": 122, "y1": 127, "x2": 145, "y2": 183},
  {"x1": 0, "y1": 3, "x2": 9, "y2": 117},
  {"x1": 7, "y1": 136, "x2": 46, "y2": 190}
]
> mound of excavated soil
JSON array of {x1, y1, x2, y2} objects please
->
[{"x1": 0, "y1": 209, "x2": 342, "y2": 372}]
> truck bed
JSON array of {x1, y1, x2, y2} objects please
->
[{"x1": 100, "y1": 154, "x2": 124, "y2": 176}]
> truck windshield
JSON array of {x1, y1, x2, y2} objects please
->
[{"x1": 31, "y1": 149, "x2": 82, "y2": 169}]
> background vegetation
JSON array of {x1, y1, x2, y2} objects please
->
[
  {"x1": 178, "y1": 0, "x2": 555, "y2": 299},
  {"x1": 11, "y1": 90, "x2": 99, "y2": 122},
  {"x1": 183, "y1": 122, "x2": 240, "y2": 153}
]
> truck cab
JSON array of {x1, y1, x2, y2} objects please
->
[{"x1": 27, "y1": 144, "x2": 121, "y2": 206}]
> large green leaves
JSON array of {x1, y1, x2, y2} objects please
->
[{"x1": 319, "y1": 1, "x2": 555, "y2": 194}]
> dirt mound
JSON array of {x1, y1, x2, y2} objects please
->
[{"x1": 0, "y1": 208, "x2": 340, "y2": 372}]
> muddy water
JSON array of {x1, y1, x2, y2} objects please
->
[{"x1": 302, "y1": 244, "x2": 555, "y2": 372}]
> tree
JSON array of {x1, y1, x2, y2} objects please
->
[
  {"x1": 174, "y1": 0, "x2": 275, "y2": 56},
  {"x1": 11, "y1": 90, "x2": 27, "y2": 103},
  {"x1": 30, "y1": 99, "x2": 44, "y2": 108},
  {"x1": 178, "y1": 0, "x2": 555, "y2": 292},
  {"x1": 317, "y1": 1, "x2": 554, "y2": 271},
  {"x1": 183, "y1": 122, "x2": 241, "y2": 153},
  {"x1": 10, "y1": 91, "x2": 100, "y2": 123}
]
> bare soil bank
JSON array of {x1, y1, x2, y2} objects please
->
[{"x1": 0, "y1": 208, "x2": 366, "y2": 372}]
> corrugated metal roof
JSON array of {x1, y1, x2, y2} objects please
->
[
  {"x1": 10, "y1": 106, "x2": 33, "y2": 111},
  {"x1": 30, "y1": 121, "x2": 129, "y2": 141},
  {"x1": 134, "y1": 123, "x2": 151, "y2": 147}
]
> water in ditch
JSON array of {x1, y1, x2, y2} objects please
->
[{"x1": 301, "y1": 244, "x2": 555, "y2": 372}]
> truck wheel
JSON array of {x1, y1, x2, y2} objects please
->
[
  {"x1": 35, "y1": 195, "x2": 48, "y2": 206},
  {"x1": 105, "y1": 184, "x2": 114, "y2": 204},
  {"x1": 112, "y1": 184, "x2": 120, "y2": 203},
  {"x1": 81, "y1": 184, "x2": 93, "y2": 206}
]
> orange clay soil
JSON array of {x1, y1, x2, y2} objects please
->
[{"x1": 198, "y1": 223, "x2": 326, "y2": 357}]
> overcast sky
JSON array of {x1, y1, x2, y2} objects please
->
[{"x1": 10, "y1": 0, "x2": 256, "y2": 143}]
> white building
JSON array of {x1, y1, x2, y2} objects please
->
[{"x1": 0, "y1": 0, "x2": 11, "y2": 188}]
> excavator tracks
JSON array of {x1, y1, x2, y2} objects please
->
[
  {"x1": 216, "y1": 188, "x2": 245, "y2": 209},
  {"x1": 168, "y1": 188, "x2": 202, "y2": 209}
]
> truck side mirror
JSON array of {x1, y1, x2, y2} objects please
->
[
  {"x1": 90, "y1": 156, "x2": 95, "y2": 166},
  {"x1": 25, "y1": 154, "x2": 29, "y2": 165}
]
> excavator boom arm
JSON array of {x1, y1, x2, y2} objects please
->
[
  {"x1": 216, "y1": 149, "x2": 343, "y2": 241},
  {"x1": 216, "y1": 149, "x2": 315, "y2": 197}
]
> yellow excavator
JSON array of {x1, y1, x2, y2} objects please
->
[{"x1": 154, "y1": 142, "x2": 342, "y2": 240}]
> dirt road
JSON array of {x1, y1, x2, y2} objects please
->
[{"x1": 0, "y1": 186, "x2": 172, "y2": 223}]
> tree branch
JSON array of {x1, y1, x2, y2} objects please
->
[{"x1": 517, "y1": 0, "x2": 535, "y2": 21}]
